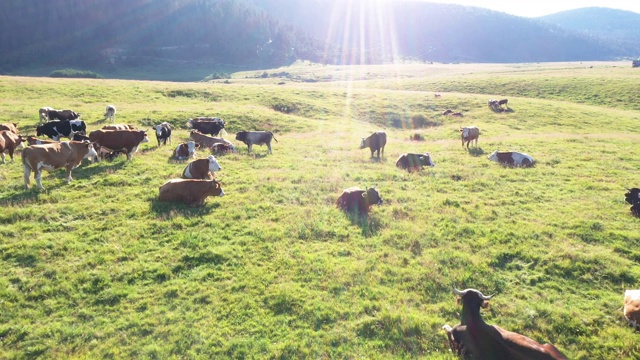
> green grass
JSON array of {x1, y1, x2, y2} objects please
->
[{"x1": 1, "y1": 61, "x2": 640, "y2": 359}]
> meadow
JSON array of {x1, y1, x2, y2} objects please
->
[{"x1": 1, "y1": 61, "x2": 640, "y2": 359}]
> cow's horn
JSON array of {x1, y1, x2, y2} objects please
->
[
  {"x1": 479, "y1": 291, "x2": 493, "y2": 300},
  {"x1": 452, "y1": 286, "x2": 465, "y2": 296}
]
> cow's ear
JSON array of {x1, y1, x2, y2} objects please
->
[{"x1": 214, "y1": 181, "x2": 220, "y2": 189}]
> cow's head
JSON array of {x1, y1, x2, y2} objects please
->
[
  {"x1": 83, "y1": 142, "x2": 99, "y2": 163},
  {"x1": 421, "y1": 153, "x2": 435, "y2": 167},
  {"x1": 235, "y1": 131, "x2": 248, "y2": 142},
  {"x1": 207, "y1": 155, "x2": 221, "y2": 172},
  {"x1": 453, "y1": 287, "x2": 493, "y2": 310},
  {"x1": 140, "y1": 130, "x2": 150, "y2": 143},
  {"x1": 185, "y1": 141, "x2": 199, "y2": 156},
  {"x1": 488, "y1": 150, "x2": 499, "y2": 162},
  {"x1": 460, "y1": 127, "x2": 470, "y2": 138},
  {"x1": 359, "y1": 138, "x2": 367, "y2": 149},
  {"x1": 210, "y1": 180, "x2": 225, "y2": 197},
  {"x1": 364, "y1": 187, "x2": 383, "y2": 205}
]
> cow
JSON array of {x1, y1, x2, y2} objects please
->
[
  {"x1": 211, "y1": 142, "x2": 236, "y2": 154},
  {"x1": 153, "y1": 122, "x2": 172, "y2": 146},
  {"x1": 88, "y1": 129, "x2": 150, "y2": 161},
  {"x1": 625, "y1": 188, "x2": 640, "y2": 217},
  {"x1": 488, "y1": 150, "x2": 535, "y2": 167},
  {"x1": 460, "y1": 126, "x2": 480, "y2": 149},
  {"x1": 187, "y1": 117, "x2": 226, "y2": 137},
  {"x1": 96, "y1": 146, "x2": 128, "y2": 162},
  {"x1": 0, "y1": 123, "x2": 18, "y2": 134},
  {"x1": 103, "y1": 105, "x2": 116, "y2": 123},
  {"x1": 158, "y1": 179, "x2": 225, "y2": 206},
  {"x1": 443, "y1": 287, "x2": 567, "y2": 360},
  {"x1": 71, "y1": 132, "x2": 90, "y2": 142},
  {"x1": 22, "y1": 141, "x2": 98, "y2": 190},
  {"x1": 26, "y1": 136, "x2": 57, "y2": 146},
  {"x1": 395, "y1": 152, "x2": 435, "y2": 171},
  {"x1": 36, "y1": 120, "x2": 86, "y2": 140},
  {"x1": 102, "y1": 124, "x2": 136, "y2": 131},
  {"x1": 174, "y1": 141, "x2": 200, "y2": 160},
  {"x1": 488, "y1": 99, "x2": 500, "y2": 111},
  {"x1": 442, "y1": 109, "x2": 453, "y2": 116},
  {"x1": 189, "y1": 130, "x2": 236, "y2": 151},
  {"x1": 451, "y1": 112, "x2": 464, "y2": 117},
  {"x1": 624, "y1": 290, "x2": 640, "y2": 330},
  {"x1": 46, "y1": 109, "x2": 81, "y2": 122},
  {"x1": 498, "y1": 98, "x2": 509, "y2": 108},
  {"x1": 182, "y1": 155, "x2": 221, "y2": 180},
  {"x1": 0, "y1": 131, "x2": 25, "y2": 163},
  {"x1": 39, "y1": 107, "x2": 54, "y2": 124},
  {"x1": 336, "y1": 187, "x2": 383, "y2": 214},
  {"x1": 360, "y1": 131, "x2": 386, "y2": 159},
  {"x1": 235, "y1": 131, "x2": 277, "y2": 154},
  {"x1": 434, "y1": 93, "x2": 441, "y2": 98}
]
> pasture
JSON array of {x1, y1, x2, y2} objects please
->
[{"x1": 1, "y1": 61, "x2": 640, "y2": 358}]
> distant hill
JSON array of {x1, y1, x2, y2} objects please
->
[
  {"x1": 0, "y1": 0, "x2": 635, "y2": 78},
  {"x1": 539, "y1": 7, "x2": 640, "y2": 55}
]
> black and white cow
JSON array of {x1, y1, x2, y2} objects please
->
[
  {"x1": 46, "y1": 109, "x2": 81, "y2": 122},
  {"x1": 36, "y1": 120, "x2": 87, "y2": 140},
  {"x1": 488, "y1": 150, "x2": 535, "y2": 167},
  {"x1": 153, "y1": 122, "x2": 172, "y2": 146}
]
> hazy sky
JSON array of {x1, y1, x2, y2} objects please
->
[{"x1": 427, "y1": 0, "x2": 640, "y2": 17}]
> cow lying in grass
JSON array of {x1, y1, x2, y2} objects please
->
[
  {"x1": 488, "y1": 150, "x2": 534, "y2": 167},
  {"x1": 336, "y1": 187, "x2": 383, "y2": 214},
  {"x1": 158, "y1": 179, "x2": 225, "y2": 206}
]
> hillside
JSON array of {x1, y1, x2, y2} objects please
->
[
  {"x1": 1, "y1": 61, "x2": 640, "y2": 358},
  {"x1": 539, "y1": 7, "x2": 640, "y2": 55},
  {"x1": 0, "y1": 1, "x2": 635, "y2": 80}
]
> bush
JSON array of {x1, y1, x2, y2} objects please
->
[
  {"x1": 49, "y1": 68, "x2": 102, "y2": 78},
  {"x1": 202, "y1": 72, "x2": 231, "y2": 81}
]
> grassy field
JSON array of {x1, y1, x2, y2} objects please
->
[{"x1": 1, "y1": 61, "x2": 640, "y2": 359}]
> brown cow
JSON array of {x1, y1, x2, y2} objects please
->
[
  {"x1": 395, "y1": 152, "x2": 435, "y2": 171},
  {"x1": 174, "y1": 141, "x2": 200, "y2": 160},
  {"x1": 22, "y1": 141, "x2": 97, "y2": 190},
  {"x1": 88, "y1": 129, "x2": 149, "y2": 161},
  {"x1": 460, "y1": 126, "x2": 480, "y2": 149},
  {"x1": 0, "y1": 123, "x2": 18, "y2": 134},
  {"x1": 102, "y1": 124, "x2": 136, "y2": 130},
  {"x1": 158, "y1": 179, "x2": 225, "y2": 205},
  {"x1": 0, "y1": 130, "x2": 25, "y2": 163},
  {"x1": 442, "y1": 109, "x2": 453, "y2": 116},
  {"x1": 624, "y1": 290, "x2": 640, "y2": 330},
  {"x1": 451, "y1": 112, "x2": 464, "y2": 117},
  {"x1": 190, "y1": 130, "x2": 235, "y2": 150},
  {"x1": 182, "y1": 155, "x2": 221, "y2": 180},
  {"x1": 443, "y1": 287, "x2": 567, "y2": 360},
  {"x1": 360, "y1": 132, "x2": 386, "y2": 159},
  {"x1": 336, "y1": 187, "x2": 383, "y2": 214},
  {"x1": 26, "y1": 136, "x2": 57, "y2": 146}
]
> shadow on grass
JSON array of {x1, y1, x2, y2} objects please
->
[
  {"x1": 149, "y1": 199, "x2": 220, "y2": 218},
  {"x1": 80, "y1": 160, "x2": 128, "y2": 178},
  {"x1": 0, "y1": 189, "x2": 41, "y2": 206},
  {"x1": 467, "y1": 147, "x2": 485, "y2": 156},
  {"x1": 345, "y1": 211, "x2": 383, "y2": 237},
  {"x1": 369, "y1": 156, "x2": 387, "y2": 163}
]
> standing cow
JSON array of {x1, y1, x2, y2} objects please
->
[
  {"x1": 235, "y1": 131, "x2": 278, "y2": 154},
  {"x1": 46, "y1": 109, "x2": 81, "y2": 122},
  {"x1": 460, "y1": 126, "x2": 480, "y2": 149},
  {"x1": 187, "y1": 117, "x2": 226, "y2": 137},
  {"x1": 360, "y1": 131, "x2": 387, "y2": 159},
  {"x1": 36, "y1": 120, "x2": 87, "y2": 140},
  {"x1": 0, "y1": 131, "x2": 25, "y2": 163},
  {"x1": 153, "y1": 122, "x2": 172, "y2": 146},
  {"x1": 22, "y1": 141, "x2": 97, "y2": 190},
  {"x1": 89, "y1": 129, "x2": 150, "y2": 161},
  {"x1": 103, "y1": 105, "x2": 116, "y2": 123},
  {"x1": 336, "y1": 187, "x2": 383, "y2": 214}
]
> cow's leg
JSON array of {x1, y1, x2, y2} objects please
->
[
  {"x1": 382, "y1": 145, "x2": 385, "y2": 158},
  {"x1": 248, "y1": 144, "x2": 252, "y2": 153},
  {"x1": 126, "y1": 151, "x2": 133, "y2": 161},
  {"x1": 475, "y1": 138, "x2": 478, "y2": 148},
  {"x1": 1, "y1": 153, "x2": 4, "y2": 164},
  {"x1": 35, "y1": 169, "x2": 45, "y2": 190},
  {"x1": 65, "y1": 166, "x2": 73, "y2": 183},
  {"x1": 23, "y1": 164, "x2": 31, "y2": 188},
  {"x1": 267, "y1": 143, "x2": 272, "y2": 154},
  {"x1": 8, "y1": 149, "x2": 14, "y2": 162}
]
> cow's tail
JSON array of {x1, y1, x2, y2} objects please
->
[{"x1": 270, "y1": 132, "x2": 278, "y2": 142}]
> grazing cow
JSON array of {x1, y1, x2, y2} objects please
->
[
  {"x1": 22, "y1": 141, "x2": 97, "y2": 190},
  {"x1": 442, "y1": 109, "x2": 453, "y2": 116},
  {"x1": 460, "y1": 126, "x2": 480, "y2": 149},
  {"x1": 103, "y1": 105, "x2": 116, "y2": 123},
  {"x1": 0, "y1": 131, "x2": 25, "y2": 163},
  {"x1": 153, "y1": 122, "x2": 172, "y2": 146},
  {"x1": 235, "y1": 131, "x2": 278, "y2": 154},
  {"x1": 26, "y1": 136, "x2": 57, "y2": 146},
  {"x1": 189, "y1": 130, "x2": 236, "y2": 151},
  {"x1": 488, "y1": 150, "x2": 535, "y2": 167},
  {"x1": 88, "y1": 129, "x2": 150, "y2": 160},
  {"x1": 443, "y1": 287, "x2": 567, "y2": 360},
  {"x1": 187, "y1": 117, "x2": 226, "y2": 137},
  {"x1": 174, "y1": 141, "x2": 200, "y2": 160},
  {"x1": 0, "y1": 123, "x2": 18, "y2": 134},
  {"x1": 46, "y1": 109, "x2": 81, "y2": 122},
  {"x1": 39, "y1": 107, "x2": 54, "y2": 124},
  {"x1": 451, "y1": 112, "x2": 464, "y2": 117},
  {"x1": 624, "y1": 290, "x2": 640, "y2": 330},
  {"x1": 336, "y1": 187, "x2": 383, "y2": 214},
  {"x1": 182, "y1": 155, "x2": 221, "y2": 180},
  {"x1": 158, "y1": 179, "x2": 225, "y2": 206},
  {"x1": 36, "y1": 120, "x2": 87, "y2": 140},
  {"x1": 102, "y1": 124, "x2": 136, "y2": 131},
  {"x1": 360, "y1": 131, "x2": 386, "y2": 159},
  {"x1": 625, "y1": 188, "x2": 640, "y2": 217},
  {"x1": 395, "y1": 152, "x2": 435, "y2": 171},
  {"x1": 498, "y1": 98, "x2": 509, "y2": 108}
]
